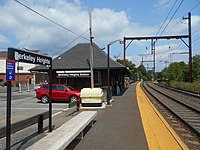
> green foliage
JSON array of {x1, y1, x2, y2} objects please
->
[
  {"x1": 137, "y1": 64, "x2": 152, "y2": 81},
  {"x1": 156, "y1": 67, "x2": 168, "y2": 81},
  {"x1": 158, "y1": 61, "x2": 189, "y2": 82},
  {"x1": 167, "y1": 61, "x2": 189, "y2": 81},
  {"x1": 169, "y1": 81, "x2": 200, "y2": 93},
  {"x1": 116, "y1": 59, "x2": 136, "y2": 80},
  {"x1": 158, "y1": 55, "x2": 200, "y2": 83},
  {"x1": 192, "y1": 55, "x2": 200, "y2": 81},
  {"x1": 158, "y1": 55, "x2": 200, "y2": 92}
]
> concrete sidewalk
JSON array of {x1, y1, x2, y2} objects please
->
[{"x1": 73, "y1": 83, "x2": 148, "y2": 150}]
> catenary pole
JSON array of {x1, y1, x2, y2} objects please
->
[{"x1": 188, "y1": 12, "x2": 192, "y2": 83}]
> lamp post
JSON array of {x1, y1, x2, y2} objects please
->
[{"x1": 107, "y1": 39, "x2": 122, "y2": 105}]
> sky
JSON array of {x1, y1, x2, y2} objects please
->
[{"x1": 0, "y1": 0, "x2": 199, "y2": 71}]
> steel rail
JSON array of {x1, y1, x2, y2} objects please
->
[{"x1": 142, "y1": 82, "x2": 200, "y2": 138}]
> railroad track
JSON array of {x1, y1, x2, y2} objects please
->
[{"x1": 141, "y1": 81, "x2": 200, "y2": 149}]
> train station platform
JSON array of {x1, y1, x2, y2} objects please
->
[{"x1": 72, "y1": 82, "x2": 188, "y2": 150}]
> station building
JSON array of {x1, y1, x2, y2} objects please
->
[{"x1": 30, "y1": 43, "x2": 129, "y2": 95}]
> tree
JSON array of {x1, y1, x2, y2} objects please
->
[
  {"x1": 192, "y1": 55, "x2": 200, "y2": 81},
  {"x1": 137, "y1": 64, "x2": 152, "y2": 81},
  {"x1": 115, "y1": 58, "x2": 136, "y2": 80},
  {"x1": 156, "y1": 67, "x2": 168, "y2": 81},
  {"x1": 167, "y1": 62, "x2": 188, "y2": 82},
  {"x1": 157, "y1": 55, "x2": 200, "y2": 83}
]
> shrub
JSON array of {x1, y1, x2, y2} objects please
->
[{"x1": 169, "y1": 81, "x2": 200, "y2": 93}]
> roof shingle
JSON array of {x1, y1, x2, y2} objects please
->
[{"x1": 30, "y1": 43, "x2": 125, "y2": 71}]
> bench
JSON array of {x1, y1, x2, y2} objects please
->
[{"x1": 26, "y1": 111, "x2": 97, "y2": 150}]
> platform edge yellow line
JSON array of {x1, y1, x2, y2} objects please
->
[{"x1": 136, "y1": 82, "x2": 189, "y2": 150}]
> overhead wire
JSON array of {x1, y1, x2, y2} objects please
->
[
  {"x1": 52, "y1": 29, "x2": 89, "y2": 57},
  {"x1": 153, "y1": 0, "x2": 186, "y2": 69},
  {"x1": 190, "y1": 1, "x2": 200, "y2": 12},
  {"x1": 155, "y1": 0, "x2": 178, "y2": 36},
  {"x1": 146, "y1": 0, "x2": 184, "y2": 55},
  {"x1": 14, "y1": 0, "x2": 89, "y2": 41},
  {"x1": 193, "y1": 36, "x2": 200, "y2": 47},
  {"x1": 159, "y1": 0, "x2": 185, "y2": 36},
  {"x1": 165, "y1": 1, "x2": 200, "y2": 35},
  {"x1": 190, "y1": 3, "x2": 200, "y2": 51}
]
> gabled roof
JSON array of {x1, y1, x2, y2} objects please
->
[{"x1": 30, "y1": 43, "x2": 126, "y2": 71}]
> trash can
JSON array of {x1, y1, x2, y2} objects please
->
[
  {"x1": 101, "y1": 86, "x2": 112, "y2": 102},
  {"x1": 81, "y1": 88, "x2": 103, "y2": 107}
]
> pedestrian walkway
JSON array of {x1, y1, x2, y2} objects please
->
[
  {"x1": 73, "y1": 83, "x2": 148, "y2": 150},
  {"x1": 16, "y1": 82, "x2": 188, "y2": 150},
  {"x1": 73, "y1": 82, "x2": 188, "y2": 150}
]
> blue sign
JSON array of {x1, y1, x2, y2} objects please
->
[{"x1": 6, "y1": 59, "x2": 16, "y2": 81}]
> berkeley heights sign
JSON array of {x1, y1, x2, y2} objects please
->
[
  {"x1": 6, "y1": 47, "x2": 52, "y2": 149},
  {"x1": 8, "y1": 48, "x2": 51, "y2": 65}
]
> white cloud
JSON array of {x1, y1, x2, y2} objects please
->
[
  {"x1": 0, "y1": 35, "x2": 9, "y2": 43},
  {"x1": 155, "y1": 0, "x2": 174, "y2": 11},
  {"x1": 191, "y1": 15, "x2": 200, "y2": 28},
  {"x1": 0, "y1": 0, "x2": 159, "y2": 55},
  {"x1": 0, "y1": 0, "x2": 198, "y2": 66},
  {"x1": 0, "y1": 0, "x2": 89, "y2": 54}
]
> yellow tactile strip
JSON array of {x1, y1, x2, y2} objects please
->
[{"x1": 136, "y1": 82, "x2": 189, "y2": 150}]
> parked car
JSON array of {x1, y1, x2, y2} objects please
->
[
  {"x1": 36, "y1": 84, "x2": 80, "y2": 103},
  {"x1": 0, "y1": 81, "x2": 7, "y2": 86}
]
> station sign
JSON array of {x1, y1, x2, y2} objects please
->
[
  {"x1": 6, "y1": 47, "x2": 53, "y2": 149},
  {"x1": 56, "y1": 70, "x2": 91, "y2": 78},
  {"x1": 8, "y1": 48, "x2": 51, "y2": 65},
  {"x1": 6, "y1": 59, "x2": 16, "y2": 81}
]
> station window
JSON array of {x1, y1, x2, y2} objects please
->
[{"x1": 94, "y1": 71, "x2": 101, "y2": 86}]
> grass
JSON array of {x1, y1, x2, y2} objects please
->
[{"x1": 159, "y1": 80, "x2": 200, "y2": 93}]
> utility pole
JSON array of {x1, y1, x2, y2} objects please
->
[
  {"x1": 183, "y1": 12, "x2": 192, "y2": 82},
  {"x1": 141, "y1": 56, "x2": 143, "y2": 65},
  {"x1": 89, "y1": 9, "x2": 94, "y2": 88},
  {"x1": 123, "y1": 14, "x2": 192, "y2": 82},
  {"x1": 188, "y1": 12, "x2": 192, "y2": 83},
  {"x1": 107, "y1": 44, "x2": 110, "y2": 105},
  {"x1": 151, "y1": 39, "x2": 156, "y2": 81},
  {"x1": 123, "y1": 37, "x2": 126, "y2": 65}
]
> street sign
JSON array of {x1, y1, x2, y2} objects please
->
[
  {"x1": 6, "y1": 59, "x2": 16, "y2": 81},
  {"x1": 6, "y1": 48, "x2": 52, "y2": 150},
  {"x1": 8, "y1": 48, "x2": 51, "y2": 65}
]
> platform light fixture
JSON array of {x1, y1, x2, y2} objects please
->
[{"x1": 107, "y1": 39, "x2": 123, "y2": 105}]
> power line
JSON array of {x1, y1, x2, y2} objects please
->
[
  {"x1": 189, "y1": 1, "x2": 200, "y2": 12},
  {"x1": 52, "y1": 29, "x2": 89, "y2": 57},
  {"x1": 155, "y1": 0, "x2": 178, "y2": 36},
  {"x1": 14, "y1": 0, "x2": 89, "y2": 41},
  {"x1": 193, "y1": 36, "x2": 200, "y2": 46},
  {"x1": 149, "y1": 0, "x2": 184, "y2": 54},
  {"x1": 164, "y1": 1, "x2": 200, "y2": 35},
  {"x1": 159, "y1": 0, "x2": 185, "y2": 36}
]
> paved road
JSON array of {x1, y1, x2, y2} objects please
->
[
  {"x1": 72, "y1": 83, "x2": 148, "y2": 150},
  {"x1": 0, "y1": 85, "x2": 34, "y2": 93},
  {"x1": 0, "y1": 87, "x2": 72, "y2": 150},
  {"x1": 0, "y1": 89, "x2": 69, "y2": 128}
]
